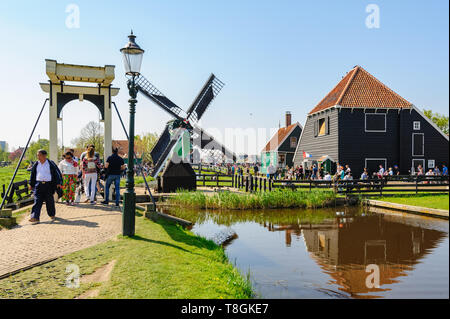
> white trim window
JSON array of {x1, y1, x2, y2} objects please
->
[
  {"x1": 412, "y1": 133, "x2": 424, "y2": 156},
  {"x1": 428, "y1": 159, "x2": 435, "y2": 169},
  {"x1": 413, "y1": 121, "x2": 421, "y2": 130},
  {"x1": 365, "y1": 158, "x2": 387, "y2": 173},
  {"x1": 365, "y1": 113, "x2": 386, "y2": 132},
  {"x1": 412, "y1": 159, "x2": 425, "y2": 173}
]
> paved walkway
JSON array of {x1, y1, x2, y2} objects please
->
[{"x1": 0, "y1": 203, "x2": 122, "y2": 278}]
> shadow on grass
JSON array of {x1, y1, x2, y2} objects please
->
[
  {"x1": 129, "y1": 234, "x2": 197, "y2": 255},
  {"x1": 157, "y1": 219, "x2": 218, "y2": 252}
]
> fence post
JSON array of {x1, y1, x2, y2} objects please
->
[
  {"x1": 416, "y1": 175, "x2": 419, "y2": 195},
  {"x1": 250, "y1": 175, "x2": 254, "y2": 192},
  {"x1": 203, "y1": 174, "x2": 206, "y2": 187},
  {"x1": 232, "y1": 174, "x2": 234, "y2": 188},
  {"x1": 264, "y1": 178, "x2": 267, "y2": 192},
  {"x1": 245, "y1": 176, "x2": 249, "y2": 192},
  {"x1": 269, "y1": 177, "x2": 272, "y2": 192},
  {"x1": 216, "y1": 173, "x2": 219, "y2": 188},
  {"x1": 380, "y1": 178, "x2": 383, "y2": 196}
]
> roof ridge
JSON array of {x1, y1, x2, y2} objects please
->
[
  {"x1": 352, "y1": 66, "x2": 412, "y2": 107},
  {"x1": 336, "y1": 66, "x2": 359, "y2": 106},
  {"x1": 312, "y1": 67, "x2": 354, "y2": 110}
]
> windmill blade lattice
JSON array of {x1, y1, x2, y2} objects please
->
[
  {"x1": 136, "y1": 75, "x2": 186, "y2": 121},
  {"x1": 186, "y1": 74, "x2": 225, "y2": 123}
]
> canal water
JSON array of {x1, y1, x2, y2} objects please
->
[{"x1": 165, "y1": 206, "x2": 449, "y2": 299}]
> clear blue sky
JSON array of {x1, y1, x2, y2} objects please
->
[{"x1": 0, "y1": 0, "x2": 448, "y2": 154}]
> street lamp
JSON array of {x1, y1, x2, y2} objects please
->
[{"x1": 120, "y1": 30, "x2": 145, "y2": 236}]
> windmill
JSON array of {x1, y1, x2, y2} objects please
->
[{"x1": 135, "y1": 73, "x2": 236, "y2": 190}]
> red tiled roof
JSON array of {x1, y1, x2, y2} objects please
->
[
  {"x1": 309, "y1": 66, "x2": 412, "y2": 114},
  {"x1": 262, "y1": 123, "x2": 299, "y2": 152}
]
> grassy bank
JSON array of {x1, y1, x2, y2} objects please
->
[
  {"x1": 169, "y1": 189, "x2": 337, "y2": 210},
  {"x1": 0, "y1": 167, "x2": 29, "y2": 187},
  {"x1": 376, "y1": 194, "x2": 449, "y2": 210},
  {"x1": 0, "y1": 213, "x2": 252, "y2": 299}
]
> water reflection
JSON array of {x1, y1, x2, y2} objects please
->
[{"x1": 165, "y1": 207, "x2": 449, "y2": 299}]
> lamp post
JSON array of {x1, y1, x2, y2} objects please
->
[{"x1": 120, "y1": 31, "x2": 145, "y2": 236}]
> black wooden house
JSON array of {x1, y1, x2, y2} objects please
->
[
  {"x1": 293, "y1": 66, "x2": 449, "y2": 175},
  {"x1": 261, "y1": 112, "x2": 302, "y2": 173}
]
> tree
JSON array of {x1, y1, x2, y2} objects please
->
[
  {"x1": 26, "y1": 139, "x2": 50, "y2": 161},
  {"x1": 72, "y1": 121, "x2": 104, "y2": 157},
  {"x1": 423, "y1": 109, "x2": 449, "y2": 135},
  {"x1": 0, "y1": 148, "x2": 8, "y2": 162},
  {"x1": 134, "y1": 132, "x2": 159, "y2": 163}
]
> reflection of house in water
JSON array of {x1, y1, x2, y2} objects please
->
[{"x1": 265, "y1": 214, "x2": 447, "y2": 298}]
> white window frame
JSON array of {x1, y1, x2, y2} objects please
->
[
  {"x1": 413, "y1": 121, "x2": 421, "y2": 130},
  {"x1": 365, "y1": 113, "x2": 386, "y2": 132},
  {"x1": 428, "y1": 159, "x2": 435, "y2": 169},
  {"x1": 412, "y1": 133, "x2": 424, "y2": 156},
  {"x1": 365, "y1": 158, "x2": 387, "y2": 171}
]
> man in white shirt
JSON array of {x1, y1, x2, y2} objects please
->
[{"x1": 29, "y1": 149, "x2": 62, "y2": 224}]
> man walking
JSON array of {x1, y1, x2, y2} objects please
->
[
  {"x1": 29, "y1": 149, "x2": 63, "y2": 224},
  {"x1": 101, "y1": 147, "x2": 125, "y2": 207}
]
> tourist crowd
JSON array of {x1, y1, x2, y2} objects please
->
[{"x1": 212, "y1": 161, "x2": 449, "y2": 182}]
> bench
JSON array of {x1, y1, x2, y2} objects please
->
[{"x1": 1, "y1": 180, "x2": 34, "y2": 210}]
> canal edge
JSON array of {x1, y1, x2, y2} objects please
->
[{"x1": 364, "y1": 199, "x2": 449, "y2": 219}]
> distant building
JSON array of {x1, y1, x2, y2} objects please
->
[
  {"x1": 8, "y1": 147, "x2": 24, "y2": 161},
  {"x1": 261, "y1": 111, "x2": 302, "y2": 173},
  {"x1": 293, "y1": 66, "x2": 449, "y2": 175},
  {"x1": 112, "y1": 140, "x2": 141, "y2": 163}
]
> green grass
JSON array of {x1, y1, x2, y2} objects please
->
[
  {"x1": 0, "y1": 167, "x2": 30, "y2": 188},
  {"x1": 376, "y1": 194, "x2": 449, "y2": 210},
  {"x1": 0, "y1": 167, "x2": 30, "y2": 203},
  {"x1": 169, "y1": 189, "x2": 337, "y2": 210},
  {"x1": 119, "y1": 175, "x2": 154, "y2": 187},
  {"x1": 0, "y1": 213, "x2": 252, "y2": 299}
]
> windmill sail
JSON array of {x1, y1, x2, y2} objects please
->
[
  {"x1": 192, "y1": 125, "x2": 236, "y2": 162},
  {"x1": 150, "y1": 124, "x2": 171, "y2": 166},
  {"x1": 186, "y1": 74, "x2": 225, "y2": 123},
  {"x1": 150, "y1": 128, "x2": 186, "y2": 178},
  {"x1": 136, "y1": 75, "x2": 185, "y2": 121}
]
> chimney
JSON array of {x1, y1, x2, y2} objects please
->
[{"x1": 285, "y1": 111, "x2": 292, "y2": 127}]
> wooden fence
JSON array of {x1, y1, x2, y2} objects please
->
[{"x1": 196, "y1": 173, "x2": 449, "y2": 196}]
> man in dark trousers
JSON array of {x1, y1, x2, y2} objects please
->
[
  {"x1": 101, "y1": 147, "x2": 125, "y2": 207},
  {"x1": 29, "y1": 149, "x2": 63, "y2": 224}
]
